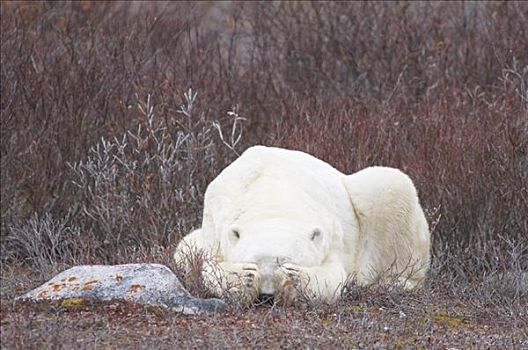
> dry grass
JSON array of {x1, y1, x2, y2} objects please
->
[
  {"x1": 1, "y1": 260, "x2": 527, "y2": 349},
  {"x1": 1, "y1": 1, "x2": 527, "y2": 348}
]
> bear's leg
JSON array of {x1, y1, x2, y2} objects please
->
[
  {"x1": 274, "y1": 262, "x2": 347, "y2": 304},
  {"x1": 173, "y1": 229, "x2": 208, "y2": 269},
  {"x1": 202, "y1": 261, "x2": 261, "y2": 305},
  {"x1": 356, "y1": 255, "x2": 428, "y2": 290},
  {"x1": 397, "y1": 267, "x2": 427, "y2": 290}
]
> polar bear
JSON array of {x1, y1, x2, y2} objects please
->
[{"x1": 174, "y1": 146, "x2": 430, "y2": 304}]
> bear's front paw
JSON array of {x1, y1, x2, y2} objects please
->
[
  {"x1": 238, "y1": 263, "x2": 260, "y2": 290},
  {"x1": 274, "y1": 263, "x2": 310, "y2": 305},
  {"x1": 223, "y1": 262, "x2": 261, "y2": 305}
]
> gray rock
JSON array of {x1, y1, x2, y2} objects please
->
[{"x1": 16, "y1": 263, "x2": 228, "y2": 315}]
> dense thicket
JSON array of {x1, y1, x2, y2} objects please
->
[{"x1": 1, "y1": 2, "x2": 526, "y2": 269}]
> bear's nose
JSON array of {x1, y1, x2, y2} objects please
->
[{"x1": 257, "y1": 293, "x2": 275, "y2": 304}]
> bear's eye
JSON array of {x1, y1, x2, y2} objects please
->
[
  {"x1": 310, "y1": 228, "x2": 322, "y2": 241},
  {"x1": 231, "y1": 229, "x2": 240, "y2": 239}
]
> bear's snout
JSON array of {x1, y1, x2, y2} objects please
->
[
  {"x1": 254, "y1": 257, "x2": 288, "y2": 296},
  {"x1": 257, "y1": 293, "x2": 275, "y2": 304},
  {"x1": 258, "y1": 262, "x2": 278, "y2": 295}
]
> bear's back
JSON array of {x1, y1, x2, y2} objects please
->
[
  {"x1": 238, "y1": 145, "x2": 343, "y2": 180},
  {"x1": 205, "y1": 146, "x2": 351, "y2": 225}
]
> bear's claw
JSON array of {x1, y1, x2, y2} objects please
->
[
  {"x1": 274, "y1": 263, "x2": 309, "y2": 305},
  {"x1": 221, "y1": 262, "x2": 260, "y2": 305}
]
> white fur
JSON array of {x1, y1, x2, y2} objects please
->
[{"x1": 174, "y1": 146, "x2": 430, "y2": 303}]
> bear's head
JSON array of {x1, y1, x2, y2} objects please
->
[{"x1": 219, "y1": 218, "x2": 336, "y2": 296}]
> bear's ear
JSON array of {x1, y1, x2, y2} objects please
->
[
  {"x1": 228, "y1": 225, "x2": 241, "y2": 243},
  {"x1": 310, "y1": 228, "x2": 324, "y2": 246}
]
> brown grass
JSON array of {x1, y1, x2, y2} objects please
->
[{"x1": 1, "y1": 1, "x2": 527, "y2": 348}]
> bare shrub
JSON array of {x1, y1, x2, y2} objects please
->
[
  {"x1": 245, "y1": 2, "x2": 528, "y2": 102},
  {"x1": 66, "y1": 90, "x2": 240, "y2": 262},
  {"x1": 3, "y1": 213, "x2": 93, "y2": 273}
]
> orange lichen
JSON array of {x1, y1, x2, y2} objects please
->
[
  {"x1": 67, "y1": 276, "x2": 77, "y2": 282},
  {"x1": 37, "y1": 290, "x2": 48, "y2": 299},
  {"x1": 82, "y1": 279, "x2": 99, "y2": 291},
  {"x1": 129, "y1": 284, "x2": 142, "y2": 292},
  {"x1": 115, "y1": 275, "x2": 123, "y2": 283}
]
